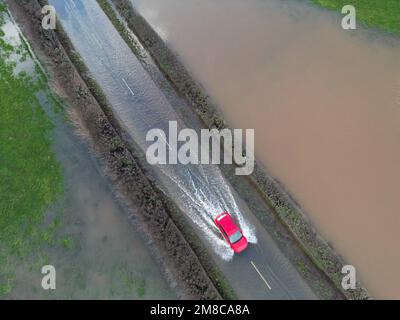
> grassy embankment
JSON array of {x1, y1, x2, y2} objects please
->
[
  {"x1": 0, "y1": 3, "x2": 63, "y2": 294},
  {"x1": 312, "y1": 0, "x2": 400, "y2": 35}
]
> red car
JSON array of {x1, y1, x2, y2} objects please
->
[{"x1": 214, "y1": 212, "x2": 248, "y2": 254}]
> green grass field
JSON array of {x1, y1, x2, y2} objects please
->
[
  {"x1": 312, "y1": 0, "x2": 400, "y2": 35},
  {"x1": 0, "y1": 7, "x2": 63, "y2": 294}
]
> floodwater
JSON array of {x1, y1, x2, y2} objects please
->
[
  {"x1": 131, "y1": 0, "x2": 400, "y2": 298},
  {"x1": 1, "y1": 10, "x2": 174, "y2": 299},
  {"x1": 49, "y1": 0, "x2": 258, "y2": 262},
  {"x1": 12, "y1": 117, "x2": 176, "y2": 299},
  {"x1": 47, "y1": 0, "x2": 318, "y2": 299}
]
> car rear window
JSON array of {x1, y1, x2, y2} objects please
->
[{"x1": 229, "y1": 231, "x2": 243, "y2": 244}]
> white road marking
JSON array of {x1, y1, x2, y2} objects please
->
[
  {"x1": 159, "y1": 133, "x2": 173, "y2": 152},
  {"x1": 122, "y1": 78, "x2": 135, "y2": 96},
  {"x1": 250, "y1": 261, "x2": 272, "y2": 290}
]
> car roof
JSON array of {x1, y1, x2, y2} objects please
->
[{"x1": 218, "y1": 213, "x2": 239, "y2": 235}]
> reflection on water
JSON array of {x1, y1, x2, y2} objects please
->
[{"x1": 132, "y1": 0, "x2": 400, "y2": 298}]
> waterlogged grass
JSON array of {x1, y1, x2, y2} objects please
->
[
  {"x1": 0, "y1": 7, "x2": 63, "y2": 295},
  {"x1": 0, "y1": 2, "x2": 5, "y2": 15},
  {"x1": 116, "y1": 263, "x2": 147, "y2": 298},
  {"x1": 312, "y1": 0, "x2": 400, "y2": 35}
]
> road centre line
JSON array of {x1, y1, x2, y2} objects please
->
[
  {"x1": 122, "y1": 77, "x2": 135, "y2": 97},
  {"x1": 250, "y1": 260, "x2": 272, "y2": 290}
]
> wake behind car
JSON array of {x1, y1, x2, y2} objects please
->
[{"x1": 214, "y1": 212, "x2": 248, "y2": 254}]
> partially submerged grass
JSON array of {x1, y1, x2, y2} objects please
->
[
  {"x1": 115, "y1": 263, "x2": 147, "y2": 298},
  {"x1": 0, "y1": 6, "x2": 63, "y2": 295},
  {"x1": 312, "y1": 0, "x2": 400, "y2": 35}
]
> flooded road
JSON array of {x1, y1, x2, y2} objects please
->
[
  {"x1": 131, "y1": 0, "x2": 400, "y2": 298},
  {"x1": 51, "y1": 0, "x2": 258, "y2": 262},
  {"x1": 49, "y1": 0, "x2": 317, "y2": 299}
]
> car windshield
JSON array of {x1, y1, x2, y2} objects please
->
[{"x1": 229, "y1": 231, "x2": 243, "y2": 244}]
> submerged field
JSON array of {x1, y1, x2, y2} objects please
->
[
  {"x1": 0, "y1": 4, "x2": 63, "y2": 294},
  {"x1": 0, "y1": 3, "x2": 174, "y2": 299},
  {"x1": 312, "y1": 0, "x2": 400, "y2": 35}
]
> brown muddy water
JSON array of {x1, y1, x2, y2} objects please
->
[{"x1": 131, "y1": 0, "x2": 400, "y2": 298}]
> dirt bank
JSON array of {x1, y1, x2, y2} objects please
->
[
  {"x1": 6, "y1": 0, "x2": 236, "y2": 300},
  {"x1": 108, "y1": 0, "x2": 369, "y2": 299}
]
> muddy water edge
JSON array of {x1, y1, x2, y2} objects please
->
[
  {"x1": 106, "y1": 0, "x2": 392, "y2": 299},
  {"x1": 125, "y1": 0, "x2": 400, "y2": 298},
  {"x1": 5, "y1": 0, "x2": 226, "y2": 299}
]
